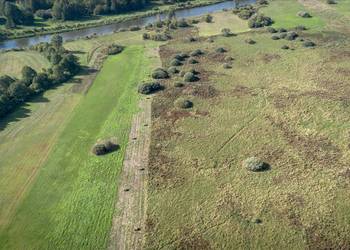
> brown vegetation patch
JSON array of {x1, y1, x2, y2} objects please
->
[
  {"x1": 260, "y1": 53, "x2": 281, "y2": 63},
  {"x1": 184, "y1": 84, "x2": 218, "y2": 99},
  {"x1": 267, "y1": 116, "x2": 342, "y2": 166},
  {"x1": 159, "y1": 45, "x2": 178, "y2": 63},
  {"x1": 231, "y1": 85, "x2": 256, "y2": 97},
  {"x1": 177, "y1": 227, "x2": 212, "y2": 250}
]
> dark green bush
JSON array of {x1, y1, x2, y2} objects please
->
[
  {"x1": 285, "y1": 31, "x2": 298, "y2": 40},
  {"x1": 271, "y1": 35, "x2": 280, "y2": 40},
  {"x1": 129, "y1": 25, "x2": 141, "y2": 31},
  {"x1": 106, "y1": 44, "x2": 124, "y2": 55},
  {"x1": 266, "y1": 27, "x2": 277, "y2": 33},
  {"x1": 248, "y1": 14, "x2": 273, "y2": 28},
  {"x1": 281, "y1": 45, "x2": 290, "y2": 50},
  {"x1": 92, "y1": 138, "x2": 119, "y2": 156},
  {"x1": 152, "y1": 68, "x2": 169, "y2": 79},
  {"x1": 174, "y1": 82, "x2": 184, "y2": 88},
  {"x1": 170, "y1": 59, "x2": 182, "y2": 66},
  {"x1": 183, "y1": 72, "x2": 198, "y2": 82},
  {"x1": 138, "y1": 82, "x2": 162, "y2": 94},
  {"x1": 168, "y1": 66, "x2": 179, "y2": 74},
  {"x1": 174, "y1": 98, "x2": 193, "y2": 109},
  {"x1": 190, "y1": 49, "x2": 204, "y2": 57},
  {"x1": 303, "y1": 41, "x2": 316, "y2": 47},
  {"x1": 203, "y1": 14, "x2": 213, "y2": 23},
  {"x1": 216, "y1": 47, "x2": 227, "y2": 53},
  {"x1": 278, "y1": 28, "x2": 287, "y2": 33},
  {"x1": 297, "y1": 11, "x2": 312, "y2": 18},
  {"x1": 245, "y1": 38, "x2": 256, "y2": 44},
  {"x1": 221, "y1": 28, "x2": 234, "y2": 37},
  {"x1": 223, "y1": 63, "x2": 232, "y2": 69},
  {"x1": 188, "y1": 57, "x2": 198, "y2": 64},
  {"x1": 243, "y1": 157, "x2": 268, "y2": 172}
]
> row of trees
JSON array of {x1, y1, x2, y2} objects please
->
[
  {"x1": 0, "y1": 0, "x2": 152, "y2": 27},
  {"x1": 0, "y1": 35, "x2": 80, "y2": 118}
]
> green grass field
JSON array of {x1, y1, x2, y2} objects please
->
[{"x1": 0, "y1": 44, "x2": 158, "y2": 249}]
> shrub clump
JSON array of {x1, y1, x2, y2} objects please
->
[
  {"x1": 221, "y1": 28, "x2": 235, "y2": 37},
  {"x1": 266, "y1": 27, "x2": 277, "y2": 33},
  {"x1": 303, "y1": 41, "x2": 316, "y2": 47},
  {"x1": 152, "y1": 68, "x2": 169, "y2": 79},
  {"x1": 281, "y1": 45, "x2": 290, "y2": 50},
  {"x1": 188, "y1": 57, "x2": 199, "y2": 64},
  {"x1": 285, "y1": 31, "x2": 298, "y2": 41},
  {"x1": 203, "y1": 14, "x2": 213, "y2": 23},
  {"x1": 297, "y1": 11, "x2": 312, "y2": 18},
  {"x1": 295, "y1": 25, "x2": 307, "y2": 31},
  {"x1": 279, "y1": 33, "x2": 287, "y2": 39},
  {"x1": 170, "y1": 58, "x2": 182, "y2": 66},
  {"x1": 168, "y1": 66, "x2": 179, "y2": 74},
  {"x1": 225, "y1": 56, "x2": 234, "y2": 61},
  {"x1": 216, "y1": 47, "x2": 227, "y2": 53},
  {"x1": 248, "y1": 14, "x2": 273, "y2": 28},
  {"x1": 183, "y1": 72, "x2": 198, "y2": 82},
  {"x1": 106, "y1": 44, "x2": 124, "y2": 55},
  {"x1": 234, "y1": 5, "x2": 256, "y2": 20},
  {"x1": 138, "y1": 82, "x2": 162, "y2": 95},
  {"x1": 245, "y1": 38, "x2": 256, "y2": 44},
  {"x1": 243, "y1": 157, "x2": 268, "y2": 172},
  {"x1": 92, "y1": 138, "x2": 119, "y2": 156},
  {"x1": 271, "y1": 35, "x2": 280, "y2": 40},
  {"x1": 278, "y1": 28, "x2": 287, "y2": 33},
  {"x1": 190, "y1": 49, "x2": 204, "y2": 57},
  {"x1": 129, "y1": 25, "x2": 141, "y2": 31},
  {"x1": 174, "y1": 98, "x2": 193, "y2": 109},
  {"x1": 174, "y1": 82, "x2": 184, "y2": 88}
]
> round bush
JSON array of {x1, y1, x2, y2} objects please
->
[
  {"x1": 183, "y1": 72, "x2": 198, "y2": 82},
  {"x1": 303, "y1": 41, "x2": 316, "y2": 47},
  {"x1": 279, "y1": 33, "x2": 287, "y2": 39},
  {"x1": 168, "y1": 66, "x2": 179, "y2": 74},
  {"x1": 207, "y1": 37, "x2": 214, "y2": 43},
  {"x1": 188, "y1": 57, "x2": 198, "y2": 64},
  {"x1": 243, "y1": 157, "x2": 268, "y2": 172},
  {"x1": 216, "y1": 47, "x2": 227, "y2": 53},
  {"x1": 170, "y1": 58, "x2": 182, "y2": 66},
  {"x1": 152, "y1": 68, "x2": 169, "y2": 79},
  {"x1": 174, "y1": 98, "x2": 193, "y2": 109},
  {"x1": 179, "y1": 70, "x2": 186, "y2": 77},
  {"x1": 222, "y1": 28, "x2": 234, "y2": 37},
  {"x1": 266, "y1": 27, "x2": 277, "y2": 33},
  {"x1": 248, "y1": 14, "x2": 273, "y2": 28},
  {"x1": 278, "y1": 28, "x2": 287, "y2": 33},
  {"x1": 245, "y1": 39, "x2": 256, "y2": 44},
  {"x1": 92, "y1": 139, "x2": 119, "y2": 156},
  {"x1": 295, "y1": 25, "x2": 307, "y2": 31},
  {"x1": 285, "y1": 31, "x2": 298, "y2": 41},
  {"x1": 138, "y1": 82, "x2": 162, "y2": 94},
  {"x1": 271, "y1": 35, "x2": 280, "y2": 40},
  {"x1": 225, "y1": 56, "x2": 234, "y2": 61},
  {"x1": 297, "y1": 11, "x2": 312, "y2": 18},
  {"x1": 190, "y1": 49, "x2": 204, "y2": 57},
  {"x1": 281, "y1": 45, "x2": 290, "y2": 50}
]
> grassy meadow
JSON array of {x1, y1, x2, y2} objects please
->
[{"x1": 145, "y1": 0, "x2": 350, "y2": 249}]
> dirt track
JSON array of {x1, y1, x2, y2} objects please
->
[{"x1": 108, "y1": 97, "x2": 152, "y2": 250}]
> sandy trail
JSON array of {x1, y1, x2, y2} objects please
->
[{"x1": 108, "y1": 96, "x2": 152, "y2": 250}]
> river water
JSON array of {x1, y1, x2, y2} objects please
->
[{"x1": 0, "y1": 0, "x2": 255, "y2": 50}]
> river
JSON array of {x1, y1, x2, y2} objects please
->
[{"x1": 0, "y1": 0, "x2": 255, "y2": 50}]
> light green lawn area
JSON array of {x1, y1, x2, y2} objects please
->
[
  {"x1": 333, "y1": 0, "x2": 350, "y2": 15},
  {"x1": 0, "y1": 51, "x2": 49, "y2": 78},
  {"x1": 0, "y1": 44, "x2": 158, "y2": 249},
  {"x1": 261, "y1": 0, "x2": 326, "y2": 30},
  {"x1": 195, "y1": 11, "x2": 249, "y2": 36}
]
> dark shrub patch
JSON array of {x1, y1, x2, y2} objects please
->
[
  {"x1": 222, "y1": 28, "x2": 235, "y2": 37},
  {"x1": 303, "y1": 41, "x2": 316, "y2": 47},
  {"x1": 188, "y1": 57, "x2": 199, "y2": 64},
  {"x1": 184, "y1": 72, "x2": 198, "y2": 82},
  {"x1": 297, "y1": 11, "x2": 312, "y2": 18},
  {"x1": 106, "y1": 44, "x2": 124, "y2": 55},
  {"x1": 327, "y1": 0, "x2": 337, "y2": 4},
  {"x1": 190, "y1": 49, "x2": 204, "y2": 57},
  {"x1": 129, "y1": 25, "x2": 141, "y2": 31},
  {"x1": 168, "y1": 66, "x2": 179, "y2": 74},
  {"x1": 152, "y1": 68, "x2": 169, "y2": 79},
  {"x1": 278, "y1": 28, "x2": 287, "y2": 33},
  {"x1": 92, "y1": 138, "x2": 119, "y2": 156},
  {"x1": 177, "y1": 18, "x2": 190, "y2": 28},
  {"x1": 245, "y1": 39, "x2": 256, "y2": 44},
  {"x1": 174, "y1": 98, "x2": 193, "y2": 109},
  {"x1": 271, "y1": 35, "x2": 280, "y2": 40},
  {"x1": 138, "y1": 82, "x2": 163, "y2": 95},
  {"x1": 248, "y1": 14, "x2": 273, "y2": 28},
  {"x1": 225, "y1": 56, "x2": 234, "y2": 61},
  {"x1": 243, "y1": 157, "x2": 269, "y2": 172},
  {"x1": 295, "y1": 25, "x2": 307, "y2": 31},
  {"x1": 285, "y1": 31, "x2": 298, "y2": 40},
  {"x1": 281, "y1": 45, "x2": 290, "y2": 50},
  {"x1": 170, "y1": 59, "x2": 182, "y2": 66},
  {"x1": 279, "y1": 33, "x2": 287, "y2": 39},
  {"x1": 216, "y1": 47, "x2": 227, "y2": 53},
  {"x1": 267, "y1": 27, "x2": 277, "y2": 33},
  {"x1": 203, "y1": 14, "x2": 213, "y2": 23},
  {"x1": 187, "y1": 36, "x2": 197, "y2": 42},
  {"x1": 207, "y1": 37, "x2": 214, "y2": 43}
]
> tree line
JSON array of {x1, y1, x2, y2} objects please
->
[
  {"x1": 0, "y1": 34, "x2": 80, "y2": 119},
  {"x1": 0, "y1": 0, "x2": 150, "y2": 28}
]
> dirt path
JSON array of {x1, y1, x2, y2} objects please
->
[{"x1": 108, "y1": 96, "x2": 152, "y2": 250}]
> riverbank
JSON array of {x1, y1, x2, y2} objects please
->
[{"x1": 0, "y1": 0, "x2": 225, "y2": 42}]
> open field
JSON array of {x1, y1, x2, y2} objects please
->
[
  {"x1": 0, "y1": 39, "x2": 158, "y2": 248},
  {"x1": 144, "y1": 0, "x2": 350, "y2": 249},
  {"x1": 195, "y1": 11, "x2": 249, "y2": 36},
  {"x1": 0, "y1": 51, "x2": 49, "y2": 77}
]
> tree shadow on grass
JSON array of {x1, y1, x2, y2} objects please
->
[{"x1": 0, "y1": 93, "x2": 50, "y2": 132}]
